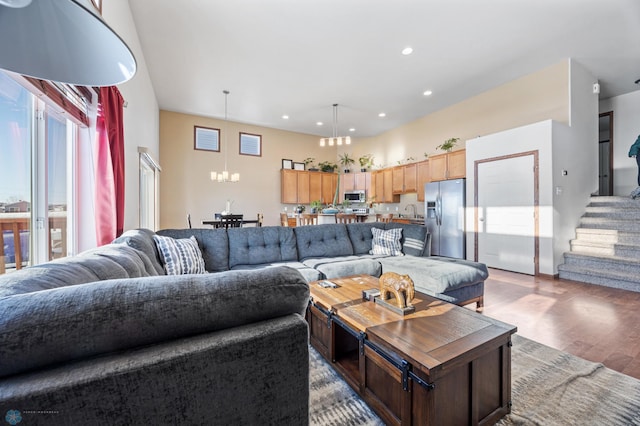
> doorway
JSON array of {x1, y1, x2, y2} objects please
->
[
  {"x1": 475, "y1": 151, "x2": 539, "y2": 275},
  {"x1": 598, "y1": 111, "x2": 614, "y2": 196}
]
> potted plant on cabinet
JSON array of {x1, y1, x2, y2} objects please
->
[
  {"x1": 339, "y1": 153, "x2": 355, "y2": 173},
  {"x1": 318, "y1": 161, "x2": 337, "y2": 173},
  {"x1": 436, "y1": 137, "x2": 460, "y2": 152},
  {"x1": 358, "y1": 154, "x2": 374, "y2": 172},
  {"x1": 304, "y1": 157, "x2": 318, "y2": 171}
]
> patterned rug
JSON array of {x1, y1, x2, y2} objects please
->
[{"x1": 309, "y1": 334, "x2": 640, "y2": 425}]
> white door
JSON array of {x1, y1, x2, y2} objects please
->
[{"x1": 477, "y1": 155, "x2": 536, "y2": 274}]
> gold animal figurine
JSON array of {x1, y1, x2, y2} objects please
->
[{"x1": 379, "y1": 272, "x2": 415, "y2": 309}]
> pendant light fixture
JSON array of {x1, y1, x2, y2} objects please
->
[
  {"x1": 320, "y1": 104, "x2": 351, "y2": 147},
  {"x1": 0, "y1": 0, "x2": 137, "y2": 86},
  {"x1": 210, "y1": 90, "x2": 240, "y2": 183}
]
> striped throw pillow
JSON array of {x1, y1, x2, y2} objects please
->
[
  {"x1": 153, "y1": 235, "x2": 206, "y2": 275},
  {"x1": 370, "y1": 227, "x2": 404, "y2": 256}
]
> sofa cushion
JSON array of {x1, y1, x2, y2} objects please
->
[
  {"x1": 227, "y1": 226, "x2": 298, "y2": 269},
  {"x1": 294, "y1": 224, "x2": 354, "y2": 261},
  {"x1": 370, "y1": 227, "x2": 404, "y2": 256},
  {"x1": 0, "y1": 266, "x2": 310, "y2": 378},
  {"x1": 112, "y1": 228, "x2": 165, "y2": 275},
  {"x1": 378, "y1": 255, "x2": 488, "y2": 294},
  {"x1": 231, "y1": 261, "x2": 322, "y2": 283},
  {"x1": 157, "y1": 229, "x2": 229, "y2": 272},
  {"x1": 0, "y1": 244, "x2": 156, "y2": 297},
  {"x1": 153, "y1": 235, "x2": 206, "y2": 275},
  {"x1": 384, "y1": 223, "x2": 429, "y2": 256},
  {"x1": 303, "y1": 256, "x2": 382, "y2": 279},
  {"x1": 346, "y1": 222, "x2": 386, "y2": 255}
]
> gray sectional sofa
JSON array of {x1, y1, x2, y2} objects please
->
[
  {"x1": 0, "y1": 221, "x2": 487, "y2": 425},
  {"x1": 0, "y1": 231, "x2": 310, "y2": 425},
  {"x1": 158, "y1": 222, "x2": 487, "y2": 308}
]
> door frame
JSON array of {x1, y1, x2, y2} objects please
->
[
  {"x1": 474, "y1": 150, "x2": 540, "y2": 275},
  {"x1": 599, "y1": 111, "x2": 614, "y2": 196}
]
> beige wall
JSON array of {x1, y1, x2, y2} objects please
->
[
  {"x1": 339, "y1": 61, "x2": 570, "y2": 171},
  {"x1": 161, "y1": 60, "x2": 572, "y2": 228},
  {"x1": 159, "y1": 111, "x2": 337, "y2": 228}
]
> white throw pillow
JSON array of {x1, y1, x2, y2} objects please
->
[
  {"x1": 370, "y1": 227, "x2": 404, "y2": 256},
  {"x1": 153, "y1": 235, "x2": 206, "y2": 275}
]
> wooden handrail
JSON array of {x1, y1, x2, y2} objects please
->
[{"x1": 0, "y1": 213, "x2": 67, "y2": 274}]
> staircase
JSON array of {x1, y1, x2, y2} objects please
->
[{"x1": 558, "y1": 196, "x2": 640, "y2": 292}]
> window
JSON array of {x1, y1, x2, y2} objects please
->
[
  {"x1": 0, "y1": 71, "x2": 83, "y2": 274},
  {"x1": 139, "y1": 147, "x2": 161, "y2": 231}
]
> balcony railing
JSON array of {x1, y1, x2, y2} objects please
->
[{"x1": 0, "y1": 212, "x2": 67, "y2": 274}]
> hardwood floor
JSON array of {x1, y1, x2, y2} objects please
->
[{"x1": 473, "y1": 268, "x2": 640, "y2": 380}]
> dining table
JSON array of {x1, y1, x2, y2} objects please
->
[{"x1": 201, "y1": 218, "x2": 260, "y2": 228}]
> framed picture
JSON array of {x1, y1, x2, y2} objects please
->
[
  {"x1": 282, "y1": 159, "x2": 293, "y2": 169},
  {"x1": 194, "y1": 126, "x2": 220, "y2": 152},
  {"x1": 293, "y1": 162, "x2": 305, "y2": 171},
  {"x1": 239, "y1": 132, "x2": 262, "y2": 157}
]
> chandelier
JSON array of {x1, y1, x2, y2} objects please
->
[
  {"x1": 320, "y1": 104, "x2": 351, "y2": 147},
  {"x1": 210, "y1": 90, "x2": 240, "y2": 183}
]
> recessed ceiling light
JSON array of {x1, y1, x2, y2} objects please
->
[
  {"x1": 349, "y1": 128, "x2": 355, "y2": 132},
  {"x1": 423, "y1": 90, "x2": 433, "y2": 96},
  {"x1": 316, "y1": 121, "x2": 323, "y2": 126},
  {"x1": 401, "y1": 47, "x2": 413, "y2": 55},
  {"x1": 282, "y1": 115, "x2": 289, "y2": 119},
  {"x1": 378, "y1": 113, "x2": 386, "y2": 118}
]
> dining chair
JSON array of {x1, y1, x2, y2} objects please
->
[
  {"x1": 187, "y1": 213, "x2": 192, "y2": 229},
  {"x1": 280, "y1": 212, "x2": 289, "y2": 227},
  {"x1": 335, "y1": 213, "x2": 357, "y2": 224},
  {"x1": 376, "y1": 213, "x2": 394, "y2": 223},
  {"x1": 220, "y1": 214, "x2": 244, "y2": 228},
  {"x1": 299, "y1": 213, "x2": 318, "y2": 225}
]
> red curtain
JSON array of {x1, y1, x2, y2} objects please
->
[{"x1": 95, "y1": 87, "x2": 125, "y2": 245}]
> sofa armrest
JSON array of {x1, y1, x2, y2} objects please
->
[{"x1": 0, "y1": 266, "x2": 309, "y2": 378}]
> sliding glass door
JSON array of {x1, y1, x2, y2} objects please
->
[{"x1": 0, "y1": 72, "x2": 76, "y2": 274}]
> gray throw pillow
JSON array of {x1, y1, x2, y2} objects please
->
[
  {"x1": 370, "y1": 227, "x2": 404, "y2": 256},
  {"x1": 153, "y1": 235, "x2": 206, "y2": 275}
]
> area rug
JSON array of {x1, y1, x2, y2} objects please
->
[{"x1": 309, "y1": 334, "x2": 640, "y2": 425}]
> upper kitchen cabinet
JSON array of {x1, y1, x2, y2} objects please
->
[
  {"x1": 392, "y1": 163, "x2": 417, "y2": 194},
  {"x1": 416, "y1": 160, "x2": 430, "y2": 202},
  {"x1": 322, "y1": 172, "x2": 338, "y2": 205},
  {"x1": 281, "y1": 169, "x2": 298, "y2": 204},
  {"x1": 372, "y1": 169, "x2": 400, "y2": 203},
  {"x1": 429, "y1": 149, "x2": 466, "y2": 181},
  {"x1": 281, "y1": 169, "x2": 337, "y2": 204}
]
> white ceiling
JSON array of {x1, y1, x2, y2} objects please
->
[{"x1": 128, "y1": 0, "x2": 640, "y2": 138}]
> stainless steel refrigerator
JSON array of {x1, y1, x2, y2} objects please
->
[{"x1": 424, "y1": 178, "x2": 466, "y2": 259}]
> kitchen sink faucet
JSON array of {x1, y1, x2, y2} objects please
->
[{"x1": 405, "y1": 204, "x2": 417, "y2": 218}]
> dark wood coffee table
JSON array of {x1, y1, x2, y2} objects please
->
[{"x1": 307, "y1": 275, "x2": 517, "y2": 426}]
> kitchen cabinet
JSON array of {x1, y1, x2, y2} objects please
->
[
  {"x1": 372, "y1": 169, "x2": 399, "y2": 203},
  {"x1": 309, "y1": 172, "x2": 322, "y2": 203},
  {"x1": 403, "y1": 163, "x2": 417, "y2": 192},
  {"x1": 281, "y1": 169, "x2": 337, "y2": 204},
  {"x1": 339, "y1": 171, "x2": 370, "y2": 202},
  {"x1": 281, "y1": 169, "x2": 298, "y2": 204},
  {"x1": 296, "y1": 171, "x2": 310, "y2": 204},
  {"x1": 392, "y1": 163, "x2": 417, "y2": 194},
  {"x1": 354, "y1": 172, "x2": 370, "y2": 192},
  {"x1": 341, "y1": 173, "x2": 355, "y2": 192},
  {"x1": 322, "y1": 173, "x2": 338, "y2": 205},
  {"x1": 416, "y1": 160, "x2": 430, "y2": 202},
  {"x1": 429, "y1": 149, "x2": 466, "y2": 181},
  {"x1": 392, "y1": 166, "x2": 404, "y2": 194}
]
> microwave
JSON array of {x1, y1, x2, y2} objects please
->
[{"x1": 344, "y1": 190, "x2": 366, "y2": 203}]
